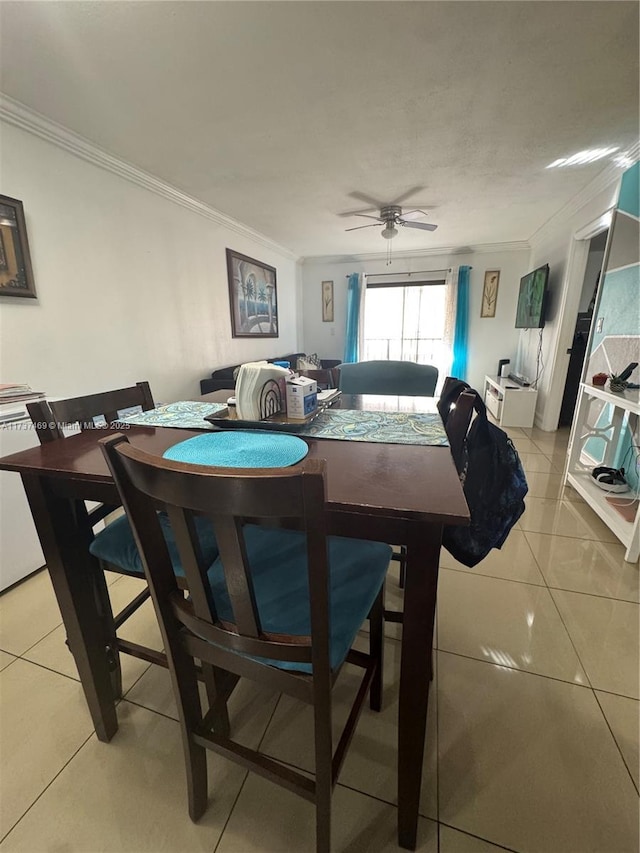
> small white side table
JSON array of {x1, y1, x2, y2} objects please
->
[{"x1": 483, "y1": 375, "x2": 538, "y2": 428}]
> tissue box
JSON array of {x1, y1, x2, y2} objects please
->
[{"x1": 286, "y1": 376, "x2": 318, "y2": 419}]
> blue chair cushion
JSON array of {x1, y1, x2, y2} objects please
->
[
  {"x1": 207, "y1": 525, "x2": 391, "y2": 673},
  {"x1": 89, "y1": 513, "x2": 219, "y2": 578}
]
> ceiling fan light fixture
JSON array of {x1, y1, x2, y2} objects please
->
[{"x1": 381, "y1": 224, "x2": 397, "y2": 240}]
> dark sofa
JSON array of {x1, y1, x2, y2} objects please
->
[{"x1": 200, "y1": 354, "x2": 341, "y2": 395}]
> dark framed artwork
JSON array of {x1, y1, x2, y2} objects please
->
[
  {"x1": 481, "y1": 269, "x2": 500, "y2": 318},
  {"x1": 226, "y1": 248, "x2": 278, "y2": 337},
  {"x1": 0, "y1": 195, "x2": 37, "y2": 299},
  {"x1": 322, "y1": 280, "x2": 334, "y2": 322}
]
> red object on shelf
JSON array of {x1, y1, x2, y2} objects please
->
[{"x1": 592, "y1": 373, "x2": 608, "y2": 387}]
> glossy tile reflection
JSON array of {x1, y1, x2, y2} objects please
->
[
  {"x1": 551, "y1": 589, "x2": 640, "y2": 698},
  {"x1": 438, "y1": 569, "x2": 586, "y2": 683},
  {"x1": 438, "y1": 652, "x2": 639, "y2": 853}
]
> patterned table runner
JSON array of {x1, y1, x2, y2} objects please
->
[
  {"x1": 118, "y1": 401, "x2": 448, "y2": 446},
  {"x1": 299, "y1": 408, "x2": 448, "y2": 446},
  {"x1": 117, "y1": 401, "x2": 226, "y2": 430}
]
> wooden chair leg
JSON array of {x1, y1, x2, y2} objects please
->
[
  {"x1": 185, "y1": 737, "x2": 208, "y2": 822},
  {"x1": 74, "y1": 500, "x2": 123, "y2": 700},
  {"x1": 313, "y1": 686, "x2": 333, "y2": 853},
  {"x1": 369, "y1": 587, "x2": 384, "y2": 712},
  {"x1": 173, "y1": 649, "x2": 209, "y2": 822},
  {"x1": 314, "y1": 750, "x2": 332, "y2": 853}
]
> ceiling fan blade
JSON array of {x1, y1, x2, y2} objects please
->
[
  {"x1": 349, "y1": 190, "x2": 386, "y2": 209},
  {"x1": 390, "y1": 186, "x2": 426, "y2": 206},
  {"x1": 352, "y1": 213, "x2": 383, "y2": 221},
  {"x1": 337, "y1": 207, "x2": 379, "y2": 218},
  {"x1": 401, "y1": 221, "x2": 438, "y2": 232},
  {"x1": 345, "y1": 223, "x2": 383, "y2": 232},
  {"x1": 400, "y1": 209, "x2": 430, "y2": 221}
]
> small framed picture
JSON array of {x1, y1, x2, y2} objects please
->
[
  {"x1": 322, "y1": 280, "x2": 334, "y2": 322},
  {"x1": 322, "y1": 281, "x2": 333, "y2": 323},
  {"x1": 0, "y1": 195, "x2": 37, "y2": 299},
  {"x1": 481, "y1": 270, "x2": 500, "y2": 318}
]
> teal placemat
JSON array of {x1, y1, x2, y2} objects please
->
[
  {"x1": 297, "y1": 408, "x2": 448, "y2": 446},
  {"x1": 163, "y1": 431, "x2": 309, "y2": 468},
  {"x1": 116, "y1": 401, "x2": 227, "y2": 430}
]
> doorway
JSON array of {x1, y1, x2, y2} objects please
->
[{"x1": 558, "y1": 229, "x2": 609, "y2": 426}]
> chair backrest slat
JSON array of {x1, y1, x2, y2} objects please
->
[
  {"x1": 339, "y1": 360, "x2": 438, "y2": 396},
  {"x1": 27, "y1": 382, "x2": 155, "y2": 441},
  {"x1": 212, "y1": 515, "x2": 262, "y2": 638},
  {"x1": 444, "y1": 390, "x2": 477, "y2": 473},
  {"x1": 437, "y1": 376, "x2": 470, "y2": 420},
  {"x1": 166, "y1": 506, "x2": 219, "y2": 624}
]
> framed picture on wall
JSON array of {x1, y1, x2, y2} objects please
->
[
  {"x1": 226, "y1": 248, "x2": 278, "y2": 337},
  {"x1": 0, "y1": 195, "x2": 37, "y2": 299},
  {"x1": 481, "y1": 270, "x2": 500, "y2": 318},
  {"x1": 322, "y1": 280, "x2": 334, "y2": 322}
]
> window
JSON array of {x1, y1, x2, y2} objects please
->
[{"x1": 363, "y1": 279, "x2": 449, "y2": 380}]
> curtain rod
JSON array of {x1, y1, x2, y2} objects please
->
[{"x1": 344, "y1": 267, "x2": 472, "y2": 278}]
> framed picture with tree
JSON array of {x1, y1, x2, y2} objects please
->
[
  {"x1": 322, "y1": 280, "x2": 334, "y2": 322},
  {"x1": 481, "y1": 270, "x2": 500, "y2": 318},
  {"x1": 226, "y1": 249, "x2": 278, "y2": 337}
]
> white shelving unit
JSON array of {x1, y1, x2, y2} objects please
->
[
  {"x1": 483, "y1": 375, "x2": 538, "y2": 428},
  {"x1": 564, "y1": 382, "x2": 639, "y2": 563}
]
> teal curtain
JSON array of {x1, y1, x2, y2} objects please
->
[
  {"x1": 343, "y1": 272, "x2": 361, "y2": 363},
  {"x1": 451, "y1": 265, "x2": 471, "y2": 380}
]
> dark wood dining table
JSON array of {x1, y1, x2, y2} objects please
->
[{"x1": 0, "y1": 390, "x2": 468, "y2": 850}]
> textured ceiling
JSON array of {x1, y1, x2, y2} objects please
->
[{"x1": 0, "y1": 1, "x2": 638, "y2": 258}]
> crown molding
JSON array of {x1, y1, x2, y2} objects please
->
[
  {"x1": 0, "y1": 93, "x2": 299, "y2": 261},
  {"x1": 528, "y1": 140, "x2": 640, "y2": 248},
  {"x1": 300, "y1": 240, "x2": 531, "y2": 265}
]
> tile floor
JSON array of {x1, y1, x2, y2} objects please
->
[{"x1": 0, "y1": 426, "x2": 638, "y2": 852}]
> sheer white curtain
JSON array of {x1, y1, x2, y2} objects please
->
[
  {"x1": 443, "y1": 267, "x2": 460, "y2": 383},
  {"x1": 357, "y1": 273, "x2": 367, "y2": 358}
]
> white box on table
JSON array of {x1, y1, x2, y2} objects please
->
[{"x1": 286, "y1": 376, "x2": 318, "y2": 419}]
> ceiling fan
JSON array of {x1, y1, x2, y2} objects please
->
[
  {"x1": 342, "y1": 188, "x2": 438, "y2": 239},
  {"x1": 345, "y1": 205, "x2": 438, "y2": 238}
]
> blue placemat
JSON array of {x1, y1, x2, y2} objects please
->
[{"x1": 163, "y1": 431, "x2": 309, "y2": 468}]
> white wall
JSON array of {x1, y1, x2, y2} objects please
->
[
  {"x1": 0, "y1": 121, "x2": 300, "y2": 403},
  {"x1": 301, "y1": 248, "x2": 530, "y2": 392},
  {"x1": 518, "y1": 182, "x2": 619, "y2": 429}
]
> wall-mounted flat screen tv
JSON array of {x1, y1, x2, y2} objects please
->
[{"x1": 515, "y1": 264, "x2": 549, "y2": 329}]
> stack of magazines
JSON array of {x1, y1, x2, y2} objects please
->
[
  {"x1": 235, "y1": 362, "x2": 290, "y2": 421},
  {"x1": 0, "y1": 384, "x2": 45, "y2": 424},
  {"x1": 0, "y1": 383, "x2": 45, "y2": 404}
]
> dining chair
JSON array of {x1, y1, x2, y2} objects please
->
[
  {"x1": 26, "y1": 383, "x2": 220, "y2": 697},
  {"x1": 339, "y1": 360, "x2": 438, "y2": 396},
  {"x1": 99, "y1": 433, "x2": 391, "y2": 853}
]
